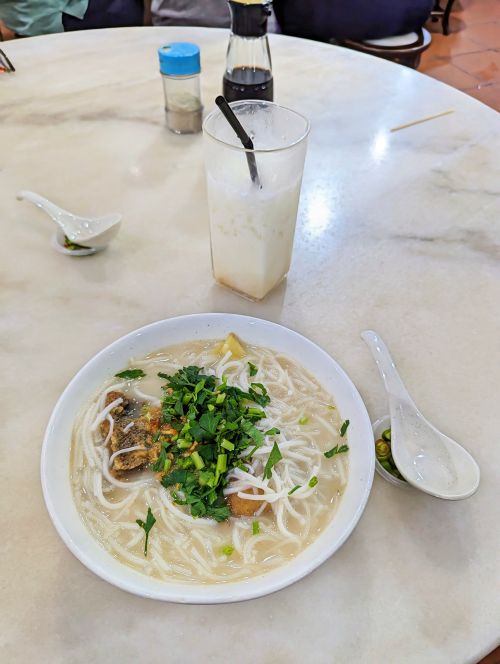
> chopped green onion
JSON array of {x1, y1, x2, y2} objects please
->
[
  {"x1": 216, "y1": 454, "x2": 227, "y2": 473},
  {"x1": 288, "y1": 485, "x2": 301, "y2": 495},
  {"x1": 221, "y1": 545, "x2": 234, "y2": 556},
  {"x1": 308, "y1": 476, "x2": 318, "y2": 488},
  {"x1": 191, "y1": 451, "x2": 205, "y2": 470},
  {"x1": 298, "y1": 415, "x2": 309, "y2": 425},
  {"x1": 382, "y1": 428, "x2": 391, "y2": 442},
  {"x1": 177, "y1": 439, "x2": 191, "y2": 449},
  {"x1": 252, "y1": 520, "x2": 260, "y2": 535},
  {"x1": 216, "y1": 393, "x2": 226, "y2": 404},
  {"x1": 247, "y1": 407, "x2": 266, "y2": 417},
  {"x1": 248, "y1": 362, "x2": 258, "y2": 377},
  {"x1": 221, "y1": 439, "x2": 235, "y2": 451},
  {"x1": 324, "y1": 443, "x2": 349, "y2": 458},
  {"x1": 340, "y1": 419, "x2": 350, "y2": 437}
]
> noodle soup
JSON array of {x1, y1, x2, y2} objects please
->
[{"x1": 71, "y1": 336, "x2": 349, "y2": 584}]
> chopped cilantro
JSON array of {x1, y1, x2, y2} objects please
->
[
  {"x1": 115, "y1": 368, "x2": 145, "y2": 380},
  {"x1": 136, "y1": 507, "x2": 156, "y2": 556},
  {"x1": 324, "y1": 443, "x2": 349, "y2": 458},
  {"x1": 156, "y1": 364, "x2": 275, "y2": 522},
  {"x1": 340, "y1": 419, "x2": 350, "y2": 437},
  {"x1": 308, "y1": 476, "x2": 318, "y2": 488},
  {"x1": 151, "y1": 447, "x2": 167, "y2": 472},
  {"x1": 263, "y1": 442, "x2": 282, "y2": 480},
  {"x1": 248, "y1": 362, "x2": 258, "y2": 377}
]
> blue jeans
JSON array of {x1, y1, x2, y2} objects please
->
[{"x1": 273, "y1": 0, "x2": 434, "y2": 41}]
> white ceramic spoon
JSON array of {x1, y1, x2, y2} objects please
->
[
  {"x1": 361, "y1": 330, "x2": 480, "y2": 500},
  {"x1": 17, "y1": 190, "x2": 121, "y2": 251}
]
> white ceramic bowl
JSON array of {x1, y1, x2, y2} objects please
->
[{"x1": 41, "y1": 313, "x2": 375, "y2": 603}]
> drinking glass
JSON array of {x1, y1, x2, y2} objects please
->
[{"x1": 203, "y1": 100, "x2": 309, "y2": 300}]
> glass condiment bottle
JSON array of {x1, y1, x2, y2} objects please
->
[
  {"x1": 223, "y1": 0, "x2": 273, "y2": 102},
  {"x1": 158, "y1": 42, "x2": 203, "y2": 134}
]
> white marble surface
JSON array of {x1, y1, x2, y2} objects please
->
[{"x1": 1, "y1": 26, "x2": 499, "y2": 664}]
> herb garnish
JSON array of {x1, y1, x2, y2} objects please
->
[
  {"x1": 63, "y1": 235, "x2": 91, "y2": 251},
  {"x1": 222, "y1": 545, "x2": 234, "y2": 556},
  {"x1": 248, "y1": 362, "x2": 258, "y2": 377},
  {"x1": 115, "y1": 368, "x2": 146, "y2": 380},
  {"x1": 263, "y1": 442, "x2": 282, "y2": 480},
  {"x1": 324, "y1": 444, "x2": 349, "y2": 458},
  {"x1": 288, "y1": 485, "x2": 301, "y2": 495},
  {"x1": 340, "y1": 419, "x2": 350, "y2": 437},
  {"x1": 308, "y1": 476, "x2": 318, "y2": 488},
  {"x1": 156, "y1": 366, "x2": 273, "y2": 522},
  {"x1": 252, "y1": 520, "x2": 260, "y2": 535},
  {"x1": 298, "y1": 416, "x2": 309, "y2": 425},
  {"x1": 136, "y1": 507, "x2": 156, "y2": 556}
]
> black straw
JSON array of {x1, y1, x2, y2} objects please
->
[
  {"x1": 215, "y1": 96, "x2": 261, "y2": 188},
  {"x1": 0, "y1": 48, "x2": 15, "y2": 73}
]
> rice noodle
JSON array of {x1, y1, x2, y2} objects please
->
[{"x1": 71, "y1": 339, "x2": 349, "y2": 584}]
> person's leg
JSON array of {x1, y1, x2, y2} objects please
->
[{"x1": 63, "y1": 0, "x2": 144, "y2": 31}]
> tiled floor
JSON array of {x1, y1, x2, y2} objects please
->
[{"x1": 421, "y1": 0, "x2": 500, "y2": 111}]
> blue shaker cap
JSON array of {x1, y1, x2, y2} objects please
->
[{"x1": 158, "y1": 42, "x2": 201, "y2": 76}]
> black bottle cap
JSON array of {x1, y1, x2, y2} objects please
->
[{"x1": 228, "y1": 1, "x2": 272, "y2": 38}]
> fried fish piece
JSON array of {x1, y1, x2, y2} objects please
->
[{"x1": 228, "y1": 488, "x2": 270, "y2": 517}]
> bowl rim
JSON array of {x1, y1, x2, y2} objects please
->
[{"x1": 41, "y1": 313, "x2": 375, "y2": 603}]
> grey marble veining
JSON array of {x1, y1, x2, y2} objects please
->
[{"x1": 0, "y1": 26, "x2": 499, "y2": 664}]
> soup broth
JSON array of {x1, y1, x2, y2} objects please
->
[{"x1": 71, "y1": 339, "x2": 349, "y2": 584}]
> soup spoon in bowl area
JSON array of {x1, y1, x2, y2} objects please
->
[
  {"x1": 17, "y1": 190, "x2": 121, "y2": 254},
  {"x1": 361, "y1": 330, "x2": 480, "y2": 500}
]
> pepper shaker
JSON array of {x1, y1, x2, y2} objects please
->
[{"x1": 158, "y1": 42, "x2": 203, "y2": 134}]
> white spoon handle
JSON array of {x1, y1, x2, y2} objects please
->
[
  {"x1": 361, "y1": 330, "x2": 413, "y2": 403},
  {"x1": 17, "y1": 190, "x2": 67, "y2": 231}
]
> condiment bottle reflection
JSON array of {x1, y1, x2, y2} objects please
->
[{"x1": 223, "y1": 0, "x2": 273, "y2": 102}]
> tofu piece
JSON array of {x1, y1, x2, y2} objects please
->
[{"x1": 228, "y1": 487, "x2": 269, "y2": 517}]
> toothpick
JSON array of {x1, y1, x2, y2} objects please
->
[{"x1": 390, "y1": 110, "x2": 454, "y2": 133}]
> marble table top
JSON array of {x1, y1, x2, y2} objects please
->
[{"x1": 1, "y1": 26, "x2": 499, "y2": 664}]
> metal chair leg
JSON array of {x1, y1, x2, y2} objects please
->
[{"x1": 443, "y1": 0, "x2": 456, "y2": 35}]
